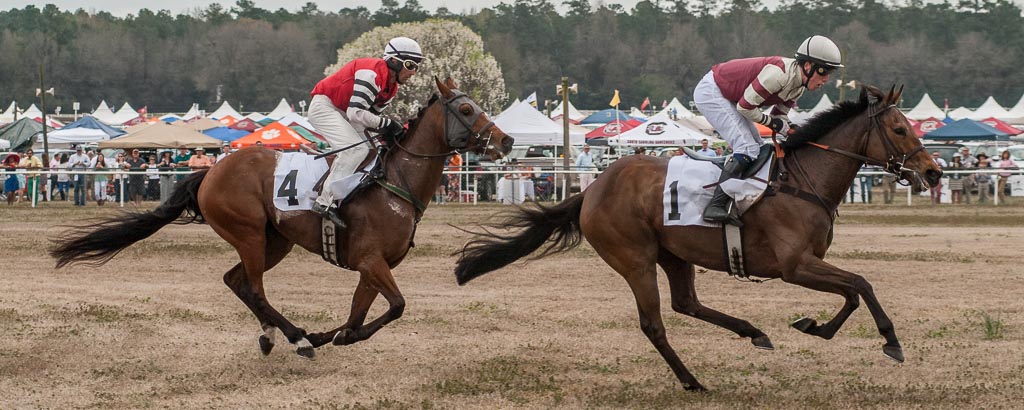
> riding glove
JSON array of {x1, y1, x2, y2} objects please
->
[{"x1": 378, "y1": 118, "x2": 406, "y2": 141}]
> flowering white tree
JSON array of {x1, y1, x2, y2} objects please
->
[{"x1": 325, "y1": 20, "x2": 507, "y2": 121}]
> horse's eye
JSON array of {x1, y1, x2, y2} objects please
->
[
  {"x1": 460, "y1": 104, "x2": 473, "y2": 115},
  {"x1": 894, "y1": 127, "x2": 907, "y2": 136}
]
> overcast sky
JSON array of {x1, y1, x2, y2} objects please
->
[{"x1": 4, "y1": 0, "x2": 646, "y2": 15}]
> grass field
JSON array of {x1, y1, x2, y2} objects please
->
[{"x1": 1, "y1": 201, "x2": 1022, "y2": 408}]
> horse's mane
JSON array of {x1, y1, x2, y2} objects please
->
[{"x1": 780, "y1": 92, "x2": 869, "y2": 150}]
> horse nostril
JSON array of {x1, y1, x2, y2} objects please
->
[
  {"x1": 502, "y1": 137, "x2": 514, "y2": 151},
  {"x1": 926, "y1": 169, "x2": 943, "y2": 185}
]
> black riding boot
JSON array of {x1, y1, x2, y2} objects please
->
[{"x1": 703, "y1": 154, "x2": 753, "y2": 225}]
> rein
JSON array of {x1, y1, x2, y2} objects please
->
[{"x1": 780, "y1": 103, "x2": 923, "y2": 216}]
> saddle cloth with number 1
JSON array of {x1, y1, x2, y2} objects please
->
[{"x1": 662, "y1": 155, "x2": 773, "y2": 227}]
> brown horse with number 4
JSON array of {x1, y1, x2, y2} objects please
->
[
  {"x1": 455, "y1": 85, "x2": 942, "y2": 391},
  {"x1": 51, "y1": 77, "x2": 513, "y2": 358}
]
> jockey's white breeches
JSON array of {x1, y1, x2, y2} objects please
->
[
  {"x1": 693, "y1": 71, "x2": 762, "y2": 159},
  {"x1": 308, "y1": 94, "x2": 370, "y2": 203}
]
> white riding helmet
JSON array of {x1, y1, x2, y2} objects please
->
[
  {"x1": 383, "y1": 37, "x2": 423, "y2": 63},
  {"x1": 795, "y1": 35, "x2": 844, "y2": 68}
]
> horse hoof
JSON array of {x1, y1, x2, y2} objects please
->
[
  {"x1": 684, "y1": 383, "x2": 708, "y2": 392},
  {"x1": 752, "y1": 335, "x2": 774, "y2": 350},
  {"x1": 294, "y1": 338, "x2": 315, "y2": 360},
  {"x1": 882, "y1": 345, "x2": 904, "y2": 363},
  {"x1": 258, "y1": 335, "x2": 275, "y2": 356},
  {"x1": 332, "y1": 328, "x2": 355, "y2": 346},
  {"x1": 791, "y1": 317, "x2": 816, "y2": 333}
]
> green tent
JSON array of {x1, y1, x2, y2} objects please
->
[
  {"x1": 0, "y1": 117, "x2": 49, "y2": 151},
  {"x1": 289, "y1": 125, "x2": 328, "y2": 149}
]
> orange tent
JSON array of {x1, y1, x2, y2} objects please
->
[
  {"x1": 217, "y1": 115, "x2": 238, "y2": 126},
  {"x1": 231, "y1": 122, "x2": 313, "y2": 149}
]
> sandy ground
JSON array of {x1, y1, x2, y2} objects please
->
[{"x1": 1, "y1": 201, "x2": 1022, "y2": 409}]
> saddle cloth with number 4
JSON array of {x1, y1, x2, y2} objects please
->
[
  {"x1": 662, "y1": 155, "x2": 773, "y2": 227},
  {"x1": 272, "y1": 152, "x2": 376, "y2": 212}
]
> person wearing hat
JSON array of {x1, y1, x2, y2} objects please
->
[
  {"x1": 958, "y1": 147, "x2": 977, "y2": 204},
  {"x1": 216, "y1": 141, "x2": 231, "y2": 163},
  {"x1": 694, "y1": 35, "x2": 843, "y2": 224},
  {"x1": 4, "y1": 152, "x2": 21, "y2": 205},
  {"x1": 187, "y1": 147, "x2": 213, "y2": 170},
  {"x1": 173, "y1": 145, "x2": 192, "y2": 182},
  {"x1": 308, "y1": 36, "x2": 424, "y2": 225},
  {"x1": 68, "y1": 145, "x2": 91, "y2": 206},
  {"x1": 975, "y1": 153, "x2": 993, "y2": 203},
  {"x1": 123, "y1": 148, "x2": 148, "y2": 206}
]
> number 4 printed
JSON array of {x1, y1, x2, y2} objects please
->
[{"x1": 277, "y1": 169, "x2": 299, "y2": 206}]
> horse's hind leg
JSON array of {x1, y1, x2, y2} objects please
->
[
  {"x1": 591, "y1": 237, "x2": 705, "y2": 391},
  {"x1": 658, "y1": 249, "x2": 773, "y2": 350},
  {"x1": 783, "y1": 254, "x2": 903, "y2": 362},
  {"x1": 222, "y1": 230, "x2": 295, "y2": 356}
]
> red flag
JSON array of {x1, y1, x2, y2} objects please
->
[
  {"x1": 943, "y1": 98, "x2": 949, "y2": 112},
  {"x1": 640, "y1": 97, "x2": 650, "y2": 111},
  {"x1": 140, "y1": 106, "x2": 148, "y2": 115},
  {"x1": 662, "y1": 100, "x2": 668, "y2": 109}
]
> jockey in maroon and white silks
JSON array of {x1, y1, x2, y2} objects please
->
[
  {"x1": 694, "y1": 35, "x2": 843, "y2": 225},
  {"x1": 308, "y1": 37, "x2": 423, "y2": 222}
]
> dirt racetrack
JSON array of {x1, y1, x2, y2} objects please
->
[{"x1": 1, "y1": 201, "x2": 1022, "y2": 408}]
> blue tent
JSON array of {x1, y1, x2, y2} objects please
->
[
  {"x1": 58, "y1": 115, "x2": 125, "y2": 138},
  {"x1": 923, "y1": 118, "x2": 1009, "y2": 141},
  {"x1": 579, "y1": 109, "x2": 640, "y2": 125},
  {"x1": 203, "y1": 126, "x2": 249, "y2": 142}
]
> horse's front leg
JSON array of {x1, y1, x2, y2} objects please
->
[
  {"x1": 312, "y1": 257, "x2": 406, "y2": 347},
  {"x1": 782, "y1": 254, "x2": 903, "y2": 362},
  {"x1": 306, "y1": 274, "x2": 379, "y2": 348}
]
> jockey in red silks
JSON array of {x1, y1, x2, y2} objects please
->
[
  {"x1": 694, "y1": 35, "x2": 843, "y2": 224},
  {"x1": 308, "y1": 37, "x2": 423, "y2": 224}
]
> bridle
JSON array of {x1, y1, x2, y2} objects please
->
[
  {"x1": 804, "y1": 103, "x2": 926, "y2": 186},
  {"x1": 392, "y1": 90, "x2": 496, "y2": 159},
  {"x1": 781, "y1": 102, "x2": 928, "y2": 216}
]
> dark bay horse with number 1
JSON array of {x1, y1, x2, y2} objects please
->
[
  {"x1": 52, "y1": 77, "x2": 513, "y2": 359},
  {"x1": 454, "y1": 85, "x2": 942, "y2": 391}
]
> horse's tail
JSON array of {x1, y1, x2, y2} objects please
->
[
  {"x1": 51, "y1": 170, "x2": 209, "y2": 268},
  {"x1": 455, "y1": 193, "x2": 586, "y2": 285}
]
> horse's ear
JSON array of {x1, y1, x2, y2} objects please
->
[
  {"x1": 863, "y1": 85, "x2": 884, "y2": 104},
  {"x1": 893, "y1": 85, "x2": 905, "y2": 106},
  {"x1": 434, "y1": 76, "x2": 453, "y2": 99},
  {"x1": 884, "y1": 84, "x2": 897, "y2": 105},
  {"x1": 859, "y1": 86, "x2": 869, "y2": 104},
  {"x1": 444, "y1": 77, "x2": 459, "y2": 90}
]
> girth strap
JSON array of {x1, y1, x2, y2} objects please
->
[
  {"x1": 375, "y1": 179, "x2": 427, "y2": 216},
  {"x1": 777, "y1": 184, "x2": 835, "y2": 214}
]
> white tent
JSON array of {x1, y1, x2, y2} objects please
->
[
  {"x1": 182, "y1": 103, "x2": 202, "y2": 121},
  {"x1": 969, "y1": 96, "x2": 1011, "y2": 120},
  {"x1": 677, "y1": 116, "x2": 715, "y2": 135},
  {"x1": 494, "y1": 100, "x2": 585, "y2": 145},
  {"x1": 654, "y1": 97, "x2": 696, "y2": 119},
  {"x1": 947, "y1": 106, "x2": 974, "y2": 120},
  {"x1": 629, "y1": 107, "x2": 649, "y2": 119},
  {"x1": 243, "y1": 112, "x2": 267, "y2": 122},
  {"x1": 905, "y1": 93, "x2": 946, "y2": 120},
  {"x1": 92, "y1": 101, "x2": 117, "y2": 124},
  {"x1": 0, "y1": 101, "x2": 19, "y2": 122},
  {"x1": 495, "y1": 98, "x2": 522, "y2": 118},
  {"x1": 266, "y1": 98, "x2": 293, "y2": 120},
  {"x1": 1006, "y1": 94, "x2": 1024, "y2": 124},
  {"x1": 41, "y1": 128, "x2": 112, "y2": 147},
  {"x1": 159, "y1": 113, "x2": 183, "y2": 122},
  {"x1": 22, "y1": 104, "x2": 43, "y2": 120},
  {"x1": 276, "y1": 112, "x2": 316, "y2": 131},
  {"x1": 607, "y1": 112, "x2": 707, "y2": 147},
  {"x1": 110, "y1": 102, "x2": 140, "y2": 125},
  {"x1": 548, "y1": 99, "x2": 586, "y2": 122},
  {"x1": 209, "y1": 101, "x2": 243, "y2": 120}
]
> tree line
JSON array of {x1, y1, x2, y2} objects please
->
[{"x1": 1, "y1": 0, "x2": 1022, "y2": 115}]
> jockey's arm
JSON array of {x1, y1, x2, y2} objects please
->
[
  {"x1": 735, "y1": 64, "x2": 787, "y2": 126},
  {"x1": 345, "y1": 68, "x2": 392, "y2": 130}
]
